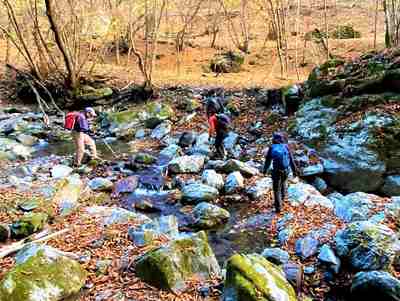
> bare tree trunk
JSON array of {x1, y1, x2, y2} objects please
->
[
  {"x1": 295, "y1": 0, "x2": 301, "y2": 80},
  {"x1": 374, "y1": 0, "x2": 379, "y2": 48},
  {"x1": 324, "y1": 0, "x2": 330, "y2": 60},
  {"x1": 44, "y1": 0, "x2": 77, "y2": 88}
]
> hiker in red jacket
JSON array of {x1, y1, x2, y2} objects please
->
[
  {"x1": 206, "y1": 100, "x2": 230, "y2": 159},
  {"x1": 66, "y1": 107, "x2": 98, "y2": 167}
]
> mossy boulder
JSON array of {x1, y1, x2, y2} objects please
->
[
  {"x1": 10, "y1": 212, "x2": 48, "y2": 239},
  {"x1": 107, "y1": 110, "x2": 140, "y2": 132},
  {"x1": 134, "y1": 152, "x2": 157, "y2": 165},
  {"x1": 135, "y1": 231, "x2": 220, "y2": 292},
  {"x1": 143, "y1": 102, "x2": 175, "y2": 128},
  {"x1": 210, "y1": 51, "x2": 245, "y2": 73},
  {"x1": 76, "y1": 86, "x2": 113, "y2": 102},
  {"x1": 0, "y1": 244, "x2": 87, "y2": 301},
  {"x1": 193, "y1": 202, "x2": 230, "y2": 229},
  {"x1": 335, "y1": 221, "x2": 400, "y2": 271},
  {"x1": 223, "y1": 253, "x2": 297, "y2": 301}
]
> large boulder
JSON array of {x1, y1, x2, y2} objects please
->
[
  {"x1": 135, "y1": 231, "x2": 220, "y2": 292},
  {"x1": 221, "y1": 159, "x2": 259, "y2": 177},
  {"x1": 0, "y1": 137, "x2": 33, "y2": 160},
  {"x1": 210, "y1": 51, "x2": 244, "y2": 73},
  {"x1": 193, "y1": 202, "x2": 230, "y2": 229},
  {"x1": 151, "y1": 121, "x2": 172, "y2": 140},
  {"x1": 51, "y1": 164, "x2": 73, "y2": 179},
  {"x1": 88, "y1": 177, "x2": 113, "y2": 192},
  {"x1": 202, "y1": 169, "x2": 224, "y2": 190},
  {"x1": 10, "y1": 212, "x2": 48, "y2": 239},
  {"x1": 142, "y1": 102, "x2": 174, "y2": 128},
  {"x1": 293, "y1": 95, "x2": 399, "y2": 193},
  {"x1": 333, "y1": 192, "x2": 379, "y2": 222},
  {"x1": 168, "y1": 155, "x2": 205, "y2": 174},
  {"x1": 0, "y1": 244, "x2": 87, "y2": 301},
  {"x1": 182, "y1": 183, "x2": 219, "y2": 204},
  {"x1": 107, "y1": 110, "x2": 140, "y2": 133},
  {"x1": 247, "y1": 177, "x2": 273, "y2": 200},
  {"x1": 382, "y1": 175, "x2": 400, "y2": 196},
  {"x1": 261, "y1": 248, "x2": 290, "y2": 266},
  {"x1": 351, "y1": 271, "x2": 400, "y2": 301},
  {"x1": 223, "y1": 253, "x2": 297, "y2": 301},
  {"x1": 288, "y1": 182, "x2": 334, "y2": 209},
  {"x1": 335, "y1": 221, "x2": 400, "y2": 271},
  {"x1": 52, "y1": 175, "x2": 83, "y2": 215},
  {"x1": 225, "y1": 171, "x2": 244, "y2": 194}
]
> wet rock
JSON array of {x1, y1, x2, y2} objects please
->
[
  {"x1": 128, "y1": 215, "x2": 179, "y2": 246},
  {"x1": 318, "y1": 244, "x2": 341, "y2": 273},
  {"x1": 205, "y1": 160, "x2": 225, "y2": 170},
  {"x1": 333, "y1": 192, "x2": 378, "y2": 222},
  {"x1": 224, "y1": 171, "x2": 244, "y2": 194},
  {"x1": 295, "y1": 234, "x2": 320, "y2": 259},
  {"x1": 160, "y1": 144, "x2": 182, "y2": 158},
  {"x1": 16, "y1": 133, "x2": 38, "y2": 146},
  {"x1": 85, "y1": 206, "x2": 151, "y2": 226},
  {"x1": 51, "y1": 164, "x2": 73, "y2": 179},
  {"x1": 178, "y1": 131, "x2": 197, "y2": 148},
  {"x1": 223, "y1": 132, "x2": 239, "y2": 152},
  {"x1": 302, "y1": 163, "x2": 324, "y2": 176},
  {"x1": 312, "y1": 177, "x2": 328, "y2": 193},
  {"x1": 0, "y1": 137, "x2": 32, "y2": 160},
  {"x1": 223, "y1": 253, "x2": 297, "y2": 301},
  {"x1": 288, "y1": 182, "x2": 333, "y2": 209},
  {"x1": 107, "y1": 110, "x2": 140, "y2": 133},
  {"x1": 261, "y1": 248, "x2": 290, "y2": 265},
  {"x1": 221, "y1": 159, "x2": 259, "y2": 177},
  {"x1": 202, "y1": 169, "x2": 224, "y2": 190},
  {"x1": 88, "y1": 177, "x2": 114, "y2": 192},
  {"x1": 10, "y1": 212, "x2": 48, "y2": 239},
  {"x1": 52, "y1": 175, "x2": 83, "y2": 215},
  {"x1": 0, "y1": 243, "x2": 87, "y2": 301},
  {"x1": 151, "y1": 121, "x2": 172, "y2": 140},
  {"x1": 335, "y1": 221, "x2": 400, "y2": 271},
  {"x1": 113, "y1": 176, "x2": 139, "y2": 196},
  {"x1": 382, "y1": 175, "x2": 400, "y2": 196},
  {"x1": 135, "y1": 231, "x2": 220, "y2": 292},
  {"x1": 246, "y1": 177, "x2": 273, "y2": 200},
  {"x1": 351, "y1": 271, "x2": 400, "y2": 301},
  {"x1": 182, "y1": 183, "x2": 219, "y2": 204},
  {"x1": 193, "y1": 202, "x2": 230, "y2": 229},
  {"x1": 168, "y1": 155, "x2": 205, "y2": 174},
  {"x1": 143, "y1": 102, "x2": 174, "y2": 128}
]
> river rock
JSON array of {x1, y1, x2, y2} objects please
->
[
  {"x1": 151, "y1": 121, "x2": 172, "y2": 140},
  {"x1": 193, "y1": 202, "x2": 230, "y2": 229},
  {"x1": 0, "y1": 243, "x2": 87, "y2": 301},
  {"x1": 295, "y1": 234, "x2": 320, "y2": 259},
  {"x1": 182, "y1": 183, "x2": 219, "y2": 204},
  {"x1": 10, "y1": 212, "x2": 48, "y2": 239},
  {"x1": 0, "y1": 138, "x2": 32, "y2": 160},
  {"x1": 223, "y1": 253, "x2": 297, "y2": 301},
  {"x1": 351, "y1": 271, "x2": 400, "y2": 300},
  {"x1": 129, "y1": 215, "x2": 179, "y2": 246},
  {"x1": 225, "y1": 171, "x2": 244, "y2": 194},
  {"x1": 302, "y1": 163, "x2": 324, "y2": 176},
  {"x1": 135, "y1": 231, "x2": 220, "y2": 292},
  {"x1": 335, "y1": 221, "x2": 400, "y2": 271},
  {"x1": 85, "y1": 206, "x2": 151, "y2": 226},
  {"x1": 16, "y1": 133, "x2": 38, "y2": 146},
  {"x1": 160, "y1": 144, "x2": 182, "y2": 158},
  {"x1": 382, "y1": 175, "x2": 400, "y2": 196},
  {"x1": 107, "y1": 110, "x2": 140, "y2": 133},
  {"x1": 168, "y1": 155, "x2": 205, "y2": 174},
  {"x1": 221, "y1": 159, "x2": 259, "y2": 177},
  {"x1": 88, "y1": 177, "x2": 114, "y2": 191},
  {"x1": 247, "y1": 177, "x2": 273, "y2": 200},
  {"x1": 318, "y1": 244, "x2": 341, "y2": 273},
  {"x1": 333, "y1": 192, "x2": 378, "y2": 222},
  {"x1": 202, "y1": 169, "x2": 224, "y2": 190},
  {"x1": 312, "y1": 177, "x2": 328, "y2": 193},
  {"x1": 51, "y1": 164, "x2": 73, "y2": 179},
  {"x1": 261, "y1": 248, "x2": 290, "y2": 265},
  {"x1": 52, "y1": 175, "x2": 83, "y2": 215},
  {"x1": 134, "y1": 152, "x2": 157, "y2": 165},
  {"x1": 288, "y1": 182, "x2": 333, "y2": 209},
  {"x1": 223, "y1": 132, "x2": 239, "y2": 152},
  {"x1": 178, "y1": 131, "x2": 197, "y2": 147},
  {"x1": 143, "y1": 102, "x2": 174, "y2": 128},
  {"x1": 113, "y1": 176, "x2": 139, "y2": 196}
]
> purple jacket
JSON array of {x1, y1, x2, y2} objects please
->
[{"x1": 73, "y1": 112, "x2": 90, "y2": 133}]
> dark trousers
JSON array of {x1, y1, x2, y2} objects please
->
[
  {"x1": 214, "y1": 130, "x2": 227, "y2": 159},
  {"x1": 272, "y1": 169, "x2": 288, "y2": 213}
]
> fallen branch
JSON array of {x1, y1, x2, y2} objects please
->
[{"x1": 0, "y1": 228, "x2": 70, "y2": 259}]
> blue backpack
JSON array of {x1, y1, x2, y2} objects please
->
[{"x1": 270, "y1": 144, "x2": 290, "y2": 171}]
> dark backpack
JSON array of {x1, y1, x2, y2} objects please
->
[
  {"x1": 216, "y1": 113, "x2": 231, "y2": 131},
  {"x1": 270, "y1": 144, "x2": 290, "y2": 171},
  {"x1": 206, "y1": 97, "x2": 224, "y2": 114}
]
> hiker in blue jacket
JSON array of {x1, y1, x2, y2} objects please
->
[{"x1": 263, "y1": 132, "x2": 298, "y2": 213}]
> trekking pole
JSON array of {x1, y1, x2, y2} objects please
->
[{"x1": 102, "y1": 138, "x2": 118, "y2": 158}]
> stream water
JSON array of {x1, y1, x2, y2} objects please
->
[{"x1": 34, "y1": 139, "x2": 273, "y2": 264}]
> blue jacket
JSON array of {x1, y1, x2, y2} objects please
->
[{"x1": 263, "y1": 143, "x2": 297, "y2": 174}]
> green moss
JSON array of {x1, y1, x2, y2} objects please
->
[
  {"x1": 108, "y1": 110, "x2": 139, "y2": 126},
  {"x1": 331, "y1": 25, "x2": 361, "y2": 39},
  {"x1": 0, "y1": 249, "x2": 87, "y2": 301},
  {"x1": 10, "y1": 212, "x2": 48, "y2": 239}
]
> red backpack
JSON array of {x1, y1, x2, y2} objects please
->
[{"x1": 64, "y1": 112, "x2": 78, "y2": 130}]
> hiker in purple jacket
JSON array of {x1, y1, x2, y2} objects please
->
[{"x1": 263, "y1": 132, "x2": 298, "y2": 213}]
